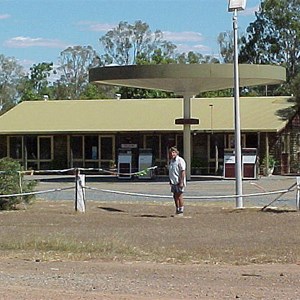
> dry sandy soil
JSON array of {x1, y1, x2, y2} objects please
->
[{"x1": 1, "y1": 199, "x2": 300, "y2": 299}]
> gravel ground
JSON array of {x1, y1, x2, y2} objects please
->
[
  {"x1": 1, "y1": 175, "x2": 300, "y2": 299},
  {"x1": 1, "y1": 259, "x2": 300, "y2": 299}
]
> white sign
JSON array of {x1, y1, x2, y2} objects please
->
[
  {"x1": 228, "y1": 0, "x2": 247, "y2": 11},
  {"x1": 121, "y1": 144, "x2": 137, "y2": 149}
]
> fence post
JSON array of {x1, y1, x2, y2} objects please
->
[
  {"x1": 75, "y1": 169, "x2": 86, "y2": 213},
  {"x1": 296, "y1": 177, "x2": 300, "y2": 210}
]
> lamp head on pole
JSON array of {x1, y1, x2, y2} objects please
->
[{"x1": 228, "y1": 0, "x2": 247, "y2": 12}]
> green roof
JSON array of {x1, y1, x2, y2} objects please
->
[{"x1": 0, "y1": 96, "x2": 294, "y2": 135}]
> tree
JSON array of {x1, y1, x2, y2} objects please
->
[
  {"x1": 136, "y1": 43, "x2": 177, "y2": 65},
  {"x1": 177, "y1": 51, "x2": 220, "y2": 64},
  {"x1": 57, "y1": 45, "x2": 100, "y2": 99},
  {"x1": 217, "y1": 31, "x2": 234, "y2": 63},
  {"x1": 291, "y1": 73, "x2": 300, "y2": 107},
  {"x1": 99, "y1": 20, "x2": 177, "y2": 66},
  {"x1": 0, "y1": 54, "x2": 25, "y2": 112},
  {"x1": 21, "y1": 62, "x2": 54, "y2": 101},
  {"x1": 79, "y1": 83, "x2": 109, "y2": 100},
  {"x1": 239, "y1": 0, "x2": 300, "y2": 90},
  {"x1": 99, "y1": 21, "x2": 180, "y2": 98}
]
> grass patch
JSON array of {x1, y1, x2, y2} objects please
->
[
  {"x1": 0, "y1": 235, "x2": 146, "y2": 261},
  {"x1": 1, "y1": 200, "x2": 300, "y2": 265}
]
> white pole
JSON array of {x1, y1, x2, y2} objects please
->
[
  {"x1": 76, "y1": 173, "x2": 86, "y2": 213},
  {"x1": 297, "y1": 177, "x2": 300, "y2": 210},
  {"x1": 183, "y1": 94, "x2": 192, "y2": 180},
  {"x1": 75, "y1": 169, "x2": 86, "y2": 212},
  {"x1": 233, "y1": 9, "x2": 243, "y2": 208}
]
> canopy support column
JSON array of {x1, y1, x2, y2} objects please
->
[{"x1": 183, "y1": 93, "x2": 192, "y2": 181}]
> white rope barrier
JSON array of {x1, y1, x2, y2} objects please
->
[
  {"x1": 84, "y1": 185, "x2": 296, "y2": 200},
  {"x1": 85, "y1": 186, "x2": 172, "y2": 198},
  {"x1": 0, "y1": 186, "x2": 74, "y2": 198},
  {"x1": 15, "y1": 166, "x2": 158, "y2": 177},
  {"x1": 261, "y1": 182, "x2": 297, "y2": 211},
  {"x1": 23, "y1": 168, "x2": 75, "y2": 175},
  {"x1": 0, "y1": 168, "x2": 75, "y2": 175},
  {"x1": 0, "y1": 184, "x2": 296, "y2": 201},
  {"x1": 0, "y1": 167, "x2": 299, "y2": 211}
]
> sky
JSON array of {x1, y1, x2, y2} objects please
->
[{"x1": 0, "y1": 0, "x2": 261, "y2": 70}]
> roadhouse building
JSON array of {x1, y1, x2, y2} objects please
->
[{"x1": 0, "y1": 96, "x2": 299, "y2": 177}]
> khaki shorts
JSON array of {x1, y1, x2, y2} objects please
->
[{"x1": 171, "y1": 184, "x2": 185, "y2": 193}]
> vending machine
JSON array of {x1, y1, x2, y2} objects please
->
[
  {"x1": 138, "y1": 149, "x2": 153, "y2": 179},
  {"x1": 223, "y1": 149, "x2": 235, "y2": 178},
  {"x1": 117, "y1": 149, "x2": 132, "y2": 179}
]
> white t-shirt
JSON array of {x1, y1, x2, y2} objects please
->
[{"x1": 168, "y1": 156, "x2": 186, "y2": 186}]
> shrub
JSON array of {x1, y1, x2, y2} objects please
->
[
  {"x1": 0, "y1": 158, "x2": 36, "y2": 210},
  {"x1": 262, "y1": 155, "x2": 277, "y2": 168}
]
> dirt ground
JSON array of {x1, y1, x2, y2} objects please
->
[{"x1": 1, "y1": 198, "x2": 300, "y2": 299}]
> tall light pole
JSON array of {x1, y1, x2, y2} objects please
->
[{"x1": 228, "y1": 0, "x2": 246, "y2": 208}]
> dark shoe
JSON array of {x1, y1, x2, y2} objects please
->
[{"x1": 175, "y1": 211, "x2": 183, "y2": 217}]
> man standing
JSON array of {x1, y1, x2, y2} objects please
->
[{"x1": 168, "y1": 146, "x2": 186, "y2": 216}]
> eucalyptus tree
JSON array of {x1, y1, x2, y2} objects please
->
[
  {"x1": 99, "y1": 21, "x2": 179, "y2": 98},
  {"x1": 217, "y1": 31, "x2": 234, "y2": 63},
  {"x1": 239, "y1": 0, "x2": 300, "y2": 87},
  {"x1": 57, "y1": 45, "x2": 100, "y2": 99},
  {"x1": 99, "y1": 20, "x2": 178, "y2": 66},
  {"x1": 177, "y1": 51, "x2": 220, "y2": 64},
  {"x1": 0, "y1": 54, "x2": 25, "y2": 112},
  {"x1": 291, "y1": 73, "x2": 300, "y2": 105}
]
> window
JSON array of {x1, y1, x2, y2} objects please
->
[
  {"x1": 101, "y1": 137, "x2": 113, "y2": 160},
  {"x1": 145, "y1": 135, "x2": 159, "y2": 159},
  {"x1": 71, "y1": 136, "x2": 83, "y2": 159},
  {"x1": 281, "y1": 134, "x2": 290, "y2": 154},
  {"x1": 144, "y1": 134, "x2": 171, "y2": 160},
  {"x1": 26, "y1": 136, "x2": 37, "y2": 159},
  {"x1": 8, "y1": 136, "x2": 53, "y2": 169},
  {"x1": 13, "y1": 136, "x2": 54, "y2": 170},
  {"x1": 70, "y1": 135, "x2": 115, "y2": 169},
  {"x1": 209, "y1": 134, "x2": 224, "y2": 160},
  {"x1": 245, "y1": 133, "x2": 258, "y2": 148},
  {"x1": 9, "y1": 136, "x2": 23, "y2": 159},
  {"x1": 227, "y1": 134, "x2": 246, "y2": 149},
  {"x1": 39, "y1": 137, "x2": 52, "y2": 159},
  {"x1": 175, "y1": 135, "x2": 183, "y2": 154},
  {"x1": 85, "y1": 136, "x2": 98, "y2": 160}
]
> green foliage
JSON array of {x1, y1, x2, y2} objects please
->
[
  {"x1": 239, "y1": 0, "x2": 300, "y2": 91},
  {"x1": 217, "y1": 31, "x2": 234, "y2": 63},
  {"x1": 177, "y1": 51, "x2": 220, "y2": 64},
  {"x1": 0, "y1": 54, "x2": 25, "y2": 110},
  {"x1": 262, "y1": 155, "x2": 277, "y2": 168},
  {"x1": 291, "y1": 73, "x2": 300, "y2": 105},
  {"x1": 98, "y1": 19, "x2": 223, "y2": 99},
  {"x1": 57, "y1": 45, "x2": 100, "y2": 99},
  {"x1": 197, "y1": 89, "x2": 232, "y2": 98},
  {"x1": 217, "y1": 0, "x2": 300, "y2": 96},
  {"x1": 6, "y1": 13, "x2": 300, "y2": 102},
  {"x1": 0, "y1": 158, "x2": 36, "y2": 210},
  {"x1": 20, "y1": 62, "x2": 54, "y2": 101},
  {"x1": 118, "y1": 86, "x2": 175, "y2": 99},
  {"x1": 79, "y1": 83, "x2": 107, "y2": 100},
  {"x1": 99, "y1": 20, "x2": 176, "y2": 66}
]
